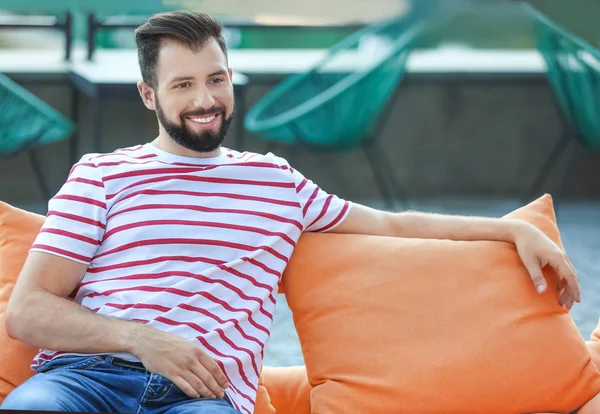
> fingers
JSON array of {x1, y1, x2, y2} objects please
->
[
  {"x1": 170, "y1": 375, "x2": 202, "y2": 399},
  {"x1": 197, "y1": 351, "x2": 229, "y2": 389},
  {"x1": 548, "y1": 251, "x2": 579, "y2": 310},
  {"x1": 188, "y1": 360, "x2": 226, "y2": 399},
  {"x1": 165, "y1": 361, "x2": 227, "y2": 400},
  {"x1": 549, "y1": 252, "x2": 581, "y2": 303},
  {"x1": 522, "y1": 256, "x2": 547, "y2": 294},
  {"x1": 556, "y1": 278, "x2": 566, "y2": 293},
  {"x1": 557, "y1": 279, "x2": 567, "y2": 303},
  {"x1": 559, "y1": 290, "x2": 575, "y2": 310},
  {"x1": 523, "y1": 250, "x2": 581, "y2": 310}
]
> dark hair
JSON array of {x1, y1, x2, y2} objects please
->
[{"x1": 135, "y1": 10, "x2": 228, "y2": 88}]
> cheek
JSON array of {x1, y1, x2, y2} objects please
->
[
  {"x1": 217, "y1": 89, "x2": 235, "y2": 114},
  {"x1": 223, "y1": 94, "x2": 234, "y2": 114},
  {"x1": 163, "y1": 97, "x2": 190, "y2": 119}
]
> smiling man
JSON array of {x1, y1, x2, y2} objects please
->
[
  {"x1": 139, "y1": 23, "x2": 235, "y2": 156},
  {"x1": 1, "y1": 10, "x2": 581, "y2": 414}
]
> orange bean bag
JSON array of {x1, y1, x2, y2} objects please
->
[{"x1": 281, "y1": 194, "x2": 600, "y2": 413}]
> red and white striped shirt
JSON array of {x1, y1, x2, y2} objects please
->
[{"x1": 30, "y1": 143, "x2": 350, "y2": 414}]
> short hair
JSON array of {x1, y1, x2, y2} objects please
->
[{"x1": 135, "y1": 10, "x2": 228, "y2": 88}]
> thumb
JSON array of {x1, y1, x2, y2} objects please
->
[{"x1": 522, "y1": 257, "x2": 547, "y2": 293}]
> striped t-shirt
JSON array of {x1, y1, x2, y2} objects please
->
[{"x1": 30, "y1": 143, "x2": 351, "y2": 414}]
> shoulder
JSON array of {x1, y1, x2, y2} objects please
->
[
  {"x1": 222, "y1": 148, "x2": 293, "y2": 171},
  {"x1": 69, "y1": 144, "x2": 155, "y2": 176},
  {"x1": 82, "y1": 144, "x2": 153, "y2": 165}
]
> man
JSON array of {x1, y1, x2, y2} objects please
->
[{"x1": 2, "y1": 10, "x2": 580, "y2": 414}]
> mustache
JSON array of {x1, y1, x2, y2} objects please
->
[{"x1": 181, "y1": 106, "x2": 226, "y2": 118}]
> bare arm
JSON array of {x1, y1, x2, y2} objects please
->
[
  {"x1": 6, "y1": 251, "x2": 137, "y2": 353},
  {"x1": 529, "y1": 392, "x2": 600, "y2": 414},
  {"x1": 6, "y1": 251, "x2": 229, "y2": 399},
  {"x1": 330, "y1": 203, "x2": 580, "y2": 309},
  {"x1": 331, "y1": 203, "x2": 521, "y2": 242},
  {"x1": 578, "y1": 393, "x2": 600, "y2": 414}
]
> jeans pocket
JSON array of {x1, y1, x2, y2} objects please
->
[{"x1": 38, "y1": 355, "x2": 105, "y2": 374}]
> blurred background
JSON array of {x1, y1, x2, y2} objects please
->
[{"x1": 1, "y1": 0, "x2": 599, "y2": 367}]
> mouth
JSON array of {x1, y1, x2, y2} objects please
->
[{"x1": 186, "y1": 113, "x2": 221, "y2": 129}]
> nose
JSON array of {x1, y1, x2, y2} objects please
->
[{"x1": 192, "y1": 85, "x2": 215, "y2": 110}]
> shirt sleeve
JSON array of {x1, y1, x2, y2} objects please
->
[
  {"x1": 280, "y1": 157, "x2": 351, "y2": 233},
  {"x1": 30, "y1": 155, "x2": 107, "y2": 265}
]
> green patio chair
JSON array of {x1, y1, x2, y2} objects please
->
[
  {"x1": 244, "y1": 8, "x2": 435, "y2": 210},
  {"x1": 523, "y1": 4, "x2": 600, "y2": 200},
  {"x1": 0, "y1": 73, "x2": 75, "y2": 200}
]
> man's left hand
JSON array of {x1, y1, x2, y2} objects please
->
[{"x1": 512, "y1": 221, "x2": 580, "y2": 310}]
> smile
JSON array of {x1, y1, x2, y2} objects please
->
[{"x1": 187, "y1": 113, "x2": 220, "y2": 128}]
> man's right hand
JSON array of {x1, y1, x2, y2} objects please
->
[{"x1": 130, "y1": 324, "x2": 230, "y2": 399}]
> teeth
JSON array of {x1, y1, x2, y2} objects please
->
[{"x1": 189, "y1": 114, "x2": 216, "y2": 124}]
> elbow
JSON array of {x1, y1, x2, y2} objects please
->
[
  {"x1": 5, "y1": 305, "x2": 22, "y2": 340},
  {"x1": 5, "y1": 297, "x2": 32, "y2": 343}
]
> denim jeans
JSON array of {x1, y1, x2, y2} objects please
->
[{"x1": 1, "y1": 355, "x2": 242, "y2": 413}]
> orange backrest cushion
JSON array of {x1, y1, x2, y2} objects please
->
[
  {"x1": 0, "y1": 201, "x2": 45, "y2": 402},
  {"x1": 282, "y1": 195, "x2": 600, "y2": 413}
]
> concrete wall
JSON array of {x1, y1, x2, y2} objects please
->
[{"x1": 2, "y1": 73, "x2": 600, "y2": 210}]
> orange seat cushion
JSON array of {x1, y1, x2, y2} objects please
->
[
  {"x1": 259, "y1": 366, "x2": 311, "y2": 414},
  {"x1": 282, "y1": 195, "x2": 600, "y2": 413},
  {"x1": 0, "y1": 201, "x2": 45, "y2": 403},
  {"x1": 586, "y1": 323, "x2": 600, "y2": 381},
  {"x1": 254, "y1": 375, "x2": 277, "y2": 414}
]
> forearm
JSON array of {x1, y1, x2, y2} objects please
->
[
  {"x1": 6, "y1": 289, "x2": 140, "y2": 354},
  {"x1": 385, "y1": 211, "x2": 524, "y2": 243}
]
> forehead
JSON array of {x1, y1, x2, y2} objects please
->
[{"x1": 155, "y1": 37, "x2": 227, "y2": 84}]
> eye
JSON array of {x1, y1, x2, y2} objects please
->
[
  {"x1": 210, "y1": 77, "x2": 225, "y2": 84},
  {"x1": 175, "y1": 82, "x2": 191, "y2": 89}
]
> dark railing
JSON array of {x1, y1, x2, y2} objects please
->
[
  {"x1": 0, "y1": 13, "x2": 73, "y2": 61},
  {"x1": 86, "y1": 13, "x2": 365, "y2": 61}
]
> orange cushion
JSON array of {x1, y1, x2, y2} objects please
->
[
  {"x1": 588, "y1": 341, "x2": 600, "y2": 374},
  {"x1": 282, "y1": 194, "x2": 600, "y2": 413},
  {"x1": 259, "y1": 366, "x2": 311, "y2": 414},
  {"x1": 254, "y1": 375, "x2": 277, "y2": 414},
  {"x1": 0, "y1": 201, "x2": 45, "y2": 402},
  {"x1": 586, "y1": 322, "x2": 600, "y2": 378}
]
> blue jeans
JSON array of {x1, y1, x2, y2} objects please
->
[{"x1": 1, "y1": 355, "x2": 242, "y2": 413}]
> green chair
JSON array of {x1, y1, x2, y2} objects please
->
[
  {"x1": 244, "y1": 9, "x2": 434, "y2": 210},
  {"x1": 0, "y1": 73, "x2": 75, "y2": 200},
  {"x1": 523, "y1": 4, "x2": 600, "y2": 200}
]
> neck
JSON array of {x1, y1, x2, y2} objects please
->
[{"x1": 152, "y1": 130, "x2": 222, "y2": 159}]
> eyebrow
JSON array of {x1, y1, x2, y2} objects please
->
[
  {"x1": 169, "y1": 70, "x2": 228, "y2": 85},
  {"x1": 169, "y1": 76, "x2": 194, "y2": 84},
  {"x1": 208, "y1": 69, "x2": 228, "y2": 77}
]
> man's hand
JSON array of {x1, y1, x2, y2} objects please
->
[
  {"x1": 130, "y1": 324, "x2": 230, "y2": 399},
  {"x1": 512, "y1": 221, "x2": 580, "y2": 310}
]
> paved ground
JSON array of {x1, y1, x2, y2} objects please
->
[{"x1": 263, "y1": 197, "x2": 600, "y2": 366}]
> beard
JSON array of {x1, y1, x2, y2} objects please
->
[{"x1": 155, "y1": 98, "x2": 234, "y2": 153}]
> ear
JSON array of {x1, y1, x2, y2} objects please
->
[
  {"x1": 228, "y1": 67, "x2": 233, "y2": 81},
  {"x1": 137, "y1": 81, "x2": 156, "y2": 111}
]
